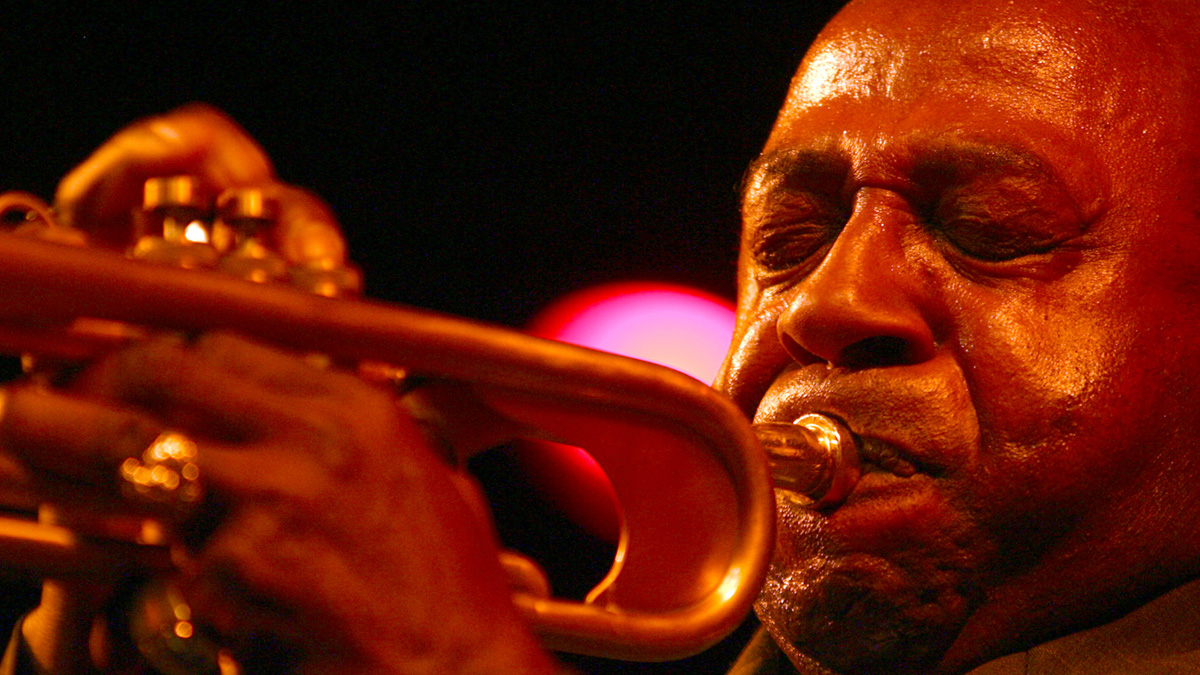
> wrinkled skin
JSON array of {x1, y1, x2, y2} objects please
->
[
  {"x1": 10, "y1": 2, "x2": 1200, "y2": 673},
  {"x1": 717, "y1": 0, "x2": 1200, "y2": 673},
  {"x1": 0, "y1": 106, "x2": 558, "y2": 675}
]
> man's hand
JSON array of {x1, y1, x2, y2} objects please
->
[
  {"x1": 4, "y1": 335, "x2": 557, "y2": 675},
  {"x1": 0, "y1": 106, "x2": 559, "y2": 675},
  {"x1": 54, "y1": 103, "x2": 345, "y2": 266}
]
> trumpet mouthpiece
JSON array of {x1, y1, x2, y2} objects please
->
[{"x1": 753, "y1": 413, "x2": 861, "y2": 508}]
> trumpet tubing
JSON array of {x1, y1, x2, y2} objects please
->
[
  {"x1": 0, "y1": 207, "x2": 776, "y2": 660},
  {"x1": 0, "y1": 190, "x2": 858, "y2": 662}
]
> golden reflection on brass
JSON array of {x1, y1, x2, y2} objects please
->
[
  {"x1": 119, "y1": 431, "x2": 203, "y2": 511},
  {"x1": 0, "y1": 189, "x2": 796, "y2": 661}
]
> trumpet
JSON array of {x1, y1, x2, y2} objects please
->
[{"x1": 0, "y1": 190, "x2": 858, "y2": 663}]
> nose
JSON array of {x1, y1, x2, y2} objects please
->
[{"x1": 778, "y1": 188, "x2": 936, "y2": 369}]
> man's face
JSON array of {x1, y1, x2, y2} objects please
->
[{"x1": 718, "y1": 1, "x2": 1200, "y2": 672}]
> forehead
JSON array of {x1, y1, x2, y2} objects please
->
[
  {"x1": 767, "y1": 0, "x2": 1176, "y2": 155},
  {"x1": 749, "y1": 0, "x2": 1200, "y2": 227},
  {"x1": 789, "y1": 18, "x2": 1080, "y2": 120}
]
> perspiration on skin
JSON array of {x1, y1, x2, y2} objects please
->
[
  {"x1": 9, "y1": 2, "x2": 1200, "y2": 674},
  {"x1": 716, "y1": 0, "x2": 1200, "y2": 673}
]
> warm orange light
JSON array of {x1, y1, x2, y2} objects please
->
[{"x1": 183, "y1": 221, "x2": 209, "y2": 244}]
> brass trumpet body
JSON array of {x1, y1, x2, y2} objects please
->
[{"x1": 0, "y1": 221, "x2": 775, "y2": 661}]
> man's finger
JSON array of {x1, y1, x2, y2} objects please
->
[
  {"x1": 0, "y1": 386, "x2": 163, "y2": 487},
  {"x1": 257, "y1": 183, "x2": 347, "y2": 266},
  {"x1": 54, "y1": 104, "x2": 276, "y2": 249},
  {"x1": 69, "y1": 338, "x2": 301, "y2": 445}
]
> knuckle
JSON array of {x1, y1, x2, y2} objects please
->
[
  {"x1": 107, "y1": 339, "x2": 190, "y2": 400},
  {"x1": 109, "y1": 413, "x2": 163, "y2": 460},
  {"x1": 294, "y1": 409, "x2": 360, "y2": 478},
  {"x1": 292, "y1": 388, "x2": 400, "y2": 479},
  {"x1": 190, "y1": 330, "x2": 250, "y2": 362}
]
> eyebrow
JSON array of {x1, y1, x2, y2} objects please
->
[
  {"x1": 909, "y1": 140, "x2": 1055, "y2": 185},
  {"x1": 740, "y1": 137, "x2": 1066, "y2": 207},
  {"x1": 739, "y1": 148, "x2": 849, "y2": 206}
]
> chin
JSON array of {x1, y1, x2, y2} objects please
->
[{"x1": 756, "y1": 492, "x2": 980, "y2": 675}]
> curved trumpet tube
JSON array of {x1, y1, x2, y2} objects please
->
[
  {"x1": 0, "y1": 226, "x2": 778, "y2": 660},
  {"x1": 0, "y1": 186, "x2": 868, "y2": 660}
]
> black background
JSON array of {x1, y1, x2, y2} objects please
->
[{"x1": 2, "y1": 3, "x2": 846, "y2": 673}]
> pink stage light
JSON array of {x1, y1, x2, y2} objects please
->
[
  {"x1": 528, "y1": 282, "x2": 736, "y2": 384},
  {"x1": 519, "y1": 283, "x2": 737, "y2": 542}
]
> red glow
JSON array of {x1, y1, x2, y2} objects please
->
[
  {"x1": 528, "y1": 282, "x2": 736, "y2": 384},
  {"x1": 519, "y1": 283, "x2": 737, "y2": 541}
]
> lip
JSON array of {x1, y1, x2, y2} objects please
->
[
  {"x1": 822, "y1": 471, "x2": 941, "y2": 536},
  {"x1": 756, "y1": 409, "x2": 930, "y2": 486},
  {"x1": 858, "y1": 435, "x2": 919, "y2": 477},
  {"x1": 754, "y1": 361, "x2": 976, "y2": 487}
]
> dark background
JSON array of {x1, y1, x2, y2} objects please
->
[{"x1": 2, "y1": 3, "x2": 846, "y2": 673}]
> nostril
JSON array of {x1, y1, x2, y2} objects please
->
[
  {"x1": 777, "y1": 331, "x2": 826, "y2": 367},
  {"x1": 839, "y1": 335, "x2": 912, "y2": 369}
]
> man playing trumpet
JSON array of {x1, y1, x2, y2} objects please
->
[{"x1": 6, "y1": 0, "x2": 1200, "y2": 673}]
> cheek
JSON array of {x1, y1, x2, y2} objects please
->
[
  {"x1": 961, "y1": 308, "x2": 1112, "y2": 445},
  {"x1": 718, "y1": 286, "x2": 790, "y2": 414},
  {"x1": 949, "y1": 286, "x2": 1146, "y2": 532}
]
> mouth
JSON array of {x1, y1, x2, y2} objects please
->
[
  {"x1": 751, "y1": 360, "x2": 978, "y2": 510},
  {"x1": 754, "y1": 411, "x2": 926, "y2": 511},
  {"x1": 858, "y1": 436, "x2": 918, "y2": 478}
]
